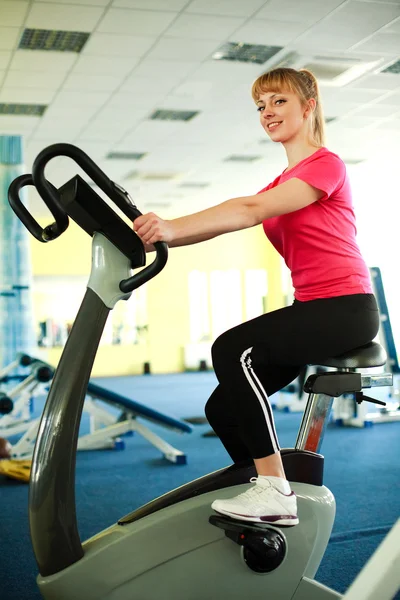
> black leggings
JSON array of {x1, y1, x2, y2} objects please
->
[{"x1": 205, "y1": 293, "x2": 380, "y2": 462}]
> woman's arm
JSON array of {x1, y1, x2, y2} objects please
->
[{"x1": 134, "y1": 177, "x2": 325, "y2": 246}]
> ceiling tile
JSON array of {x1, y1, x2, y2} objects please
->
[
  {"x1": 113, "y1": 0, "x2": 188, "y2": 10},
  {"x1": 34, "y1": 121, "x2": 87, "y2": 140},
  {"x1": 3, "y1": 69, "x2": 68, "y2": 89},
  {"x1": 0, "y1": 51, "x2": 11, "y2": 69},
  {"x1": 97, "y1": 8, "x2": 177, "y2": 36},
  {"x1": 0, "y1": 87, "x2": 56, "y2": 104},
  {"x1": 76, "y1": 120, "x2": 134, "y2": 142},
  {"x1": 119, "y1": 76, "x2": 176, "y2": 99},
  {"x1": 231, "y1": 18, "x2": 308, "y2": 46},
  {"x1": 0, "y1": 115, "x2": 39, "y2": 133},
  {"x1": 297, "y1": 1, "x2": 400, "y2": 51},
  {"x1": 120, "y1": 119, "x2": 185, "y2": 147},
  {"x1": 9, "y1": 50, "x2": 77, "y2": 72},
  {"x1": 348, "y1": 72, "x2": 400, "y2": 89},
  {"x1": 82, "y1": 32, "x2": 156, "y2": 57},
  {"x1": 50, "y1": 91, "x2": 111, "y2": 110},
  {"x1": 72, "y1": 55, "x2": 138, "y2": 76},
  {"x1": 351, "y1": 30, "x2": 400, "y2": 53},
  {"x1": 336, "y1": 115, "x2": 379, "y2": 128},
  {"x1": 385, "y1": 16, "x2": 400, "y2": 31},
  {"x1": 185, "y1": 0, "x2": 266, "y2": 18},
  {"x1": 36, "y1": 0, "x2": 110, "y2": 4},
  {"x1": 0, "y1": 1, "x2": 29, "y2": 26},
  {"x1": 26, "y1": 3, "x2": 106, "y2": 32},
  {"x1": 131, "y1": 59, "x2": 198, "y2": 83},
  {"x1": 352, "y1": 104, "x2": 400, "y2": 117},
  {"x1": 255, "y1": 0, "x2": 345, "y2": 25},
  {"x1": 62, "y1": 73, "x2": 123, "y2": 93},
  {"x1": 0, "y1": 28, "x2": 20, "y2": 51},
  {"x1": 146, "y1": 37, "x2": 220, "y2": 62},
  {"x1": 165, "y1": 13, "x2": 245, "y2": 40}
]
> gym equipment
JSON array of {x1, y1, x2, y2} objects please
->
[
  {"x1": 333, "y1": 267, "x2": 400, "y2": 427},
  {"x1": 8, "y1": 143, "x2": 394, "y2": 600},
  {"x1": 0, "y1": 360, "x2": 54, "y2": 439}
]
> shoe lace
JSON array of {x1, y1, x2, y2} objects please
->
[{"x1": 237, "y1": 477, "x2": 273, "y2": 503}]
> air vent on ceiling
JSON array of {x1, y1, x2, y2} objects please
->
[
  {"x1": 213, "y1": 42, "x2": 283, "y2": 65},
  {"x1": 271, "y1": 51, "x2": 382, "y2": 87},
  {"x1": 382, "y1": 59, "x2": 400, "y2": 75},
  {"x1": 0, "y1": 103, "x2": 47, "y2": 116},
  {"x1": 19, "y1": 28, "x2": 90, "y2": 53},
  {"x1": 178, "y1": 182, "x2": 209, "y2": 189},
  {"x1": 150, "y1": 109, "x2": 199, "y2": 122},
  {"x1": 107, "y1": 152, "x2": 146, "y2": 160},
  {"x1": 225, "y1": 155, "x2": 262, "y2": 162}
]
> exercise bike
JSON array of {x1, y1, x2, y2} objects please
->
[{"x1": 8, "y1": 144, "x2": 395, "y2": 600}]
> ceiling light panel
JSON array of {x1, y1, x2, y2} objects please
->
[
  {"x1": 382, "y1": 59, "x2": 400, "y2": 74},
  {"x1": 97, "y1": 8, "x2": 176, "y2": 36},
  {"x1": 18, "y1": 29, "x2": 90, "y2": 53},
  {"x1": 0, "y1": 103, "x2": 46, "y2": 116},
  {"x1": 185, "y1": 0, "x2": 266, "y2": 18},
  {"x1": 213, "y1": 42, "x2": 283, "y2": 65},
  {"x1": 82, "y1": 33, "x2": 156, "y2": 57},
  {"x1": 150, "y1": 109, "x2": 199, "y2": 122},
  {"x1": 26, "y1": 4, "x2": 104, "y2": 32}
]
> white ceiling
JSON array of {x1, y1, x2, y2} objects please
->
[{"x1": 0, "y1": 0, "x2": 399, "y2": 217}]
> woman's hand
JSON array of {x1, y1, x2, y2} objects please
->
[{"x1": 133, "y1": 212, "x2": 175, "y2": 245}]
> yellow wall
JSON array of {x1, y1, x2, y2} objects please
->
[{"x1": 31, "y1": 221, "x2": 283, "y2": 376}]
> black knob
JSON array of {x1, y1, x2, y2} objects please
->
[
  {"x1": 36, "y1": 365, "x2": 54, "y2": 383},
  {"x1": 0, "y1": 393, "x2": 14, "y2": 415},
  {"x1": 19, "y1": 354, "x2": 33, "y2": 367},
  {"x1": 242, "y1": 530, "x2": 286, "y2": 573}
]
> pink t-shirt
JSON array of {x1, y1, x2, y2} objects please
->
[{"x1": 260, "y1": 147, "x2": 372, "y2": 302}]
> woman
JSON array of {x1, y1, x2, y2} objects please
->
[{"x1": 133, "y1": 68, "x2": 379, "y2": 526}]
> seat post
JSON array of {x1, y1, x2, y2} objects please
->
[{"x1": 295, "y1": 391, "x2": 335, "y2": 453}]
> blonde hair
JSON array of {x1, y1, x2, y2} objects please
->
[{"x1": 251, "y1": 67, "x2": 325, "y2": 147}]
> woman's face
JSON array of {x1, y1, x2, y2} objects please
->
[{"x1": 256, "y1": 90, "x2": 311, "y2": 144}]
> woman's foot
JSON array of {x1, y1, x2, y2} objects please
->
[{"x1": 211, "y1": 476, "x2": 298, "y2": 526}]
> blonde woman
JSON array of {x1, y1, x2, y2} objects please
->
[{"x1": 134, "y1": 68, "x2": 379, "y2": 526}]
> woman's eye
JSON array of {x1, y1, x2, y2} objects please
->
[
  {"x1": 275, "y1": 99, "x2": 286, "y2": 105},
  {"x1": 257, "y1": 106, "x2": 264, "y2": 112}
]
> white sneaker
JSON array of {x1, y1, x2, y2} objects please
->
[{"x1": 211, "y1": 477, "x2": 298, "y2": 526}]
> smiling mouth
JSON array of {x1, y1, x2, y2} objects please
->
[{"x1": 267, "y1": 121, "x2": 283, "y2": 131}]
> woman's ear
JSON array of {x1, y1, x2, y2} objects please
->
[{"x1": 304, "y1": 97, "x2": 317, "y2": 118}]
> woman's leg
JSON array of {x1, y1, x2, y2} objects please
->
[
  {"x1": 208, "y1": 294, "x2": 380, "y2": 524},
  {"x1": 205, "y1": 363, "x2": 302, "y2": 464}
]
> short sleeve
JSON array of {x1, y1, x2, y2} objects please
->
[{"x1": 293, "y1": 152, "x2": 346, "y2": 199}]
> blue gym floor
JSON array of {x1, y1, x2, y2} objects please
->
[{"x1": 0, "y1": 371, "x2": 399, "y2": 599}]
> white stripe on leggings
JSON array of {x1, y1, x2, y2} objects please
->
[{"x1": 240, "y1": 347, "x2": 279, "y2": 454}]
